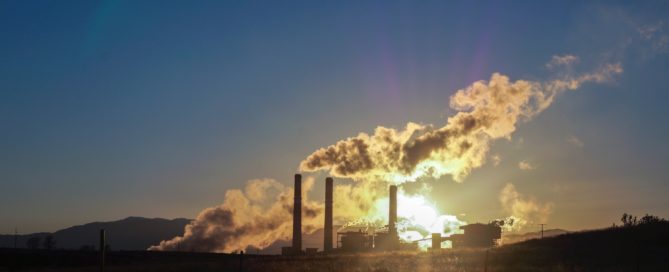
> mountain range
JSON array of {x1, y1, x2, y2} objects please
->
[{"x1": 0, "y1": 217, "x2": 190, "y2": 251}]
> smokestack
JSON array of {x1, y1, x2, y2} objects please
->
[
  {"x1": 292, "y1": 174, "x2": 302, "y2": 254},
  {"x1": 324, "y1": 177, "x2": 333, "y2": 252},
  {"x1": 389, "y1": 185, "x2": 397, "y2": 235}
]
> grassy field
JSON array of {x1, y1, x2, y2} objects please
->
[{"x1": 2, "y1": 222, "x2": 668, "y2": 271}]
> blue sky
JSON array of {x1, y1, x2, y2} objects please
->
[{"x1": 1, "y1": 0, "x2": 669, "y2": 233}]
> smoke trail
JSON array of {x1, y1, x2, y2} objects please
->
[
  {"x1": 149, "y1": 178, "x2": 323, "y2": 252},
  {"x1": 300, "y1": 61, "x2": 622, "y2": 182}
]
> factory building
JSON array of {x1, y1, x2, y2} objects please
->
[
  {"x1": 285, "y1": 173, "x2": 502, "y2": 255},
  {"x1": 431, "y1": 223, "x2": 502, "y2": 250}
]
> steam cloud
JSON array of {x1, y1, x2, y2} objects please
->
[
  {"x1": 499, "y1": 183, "x2": 553, "y2": 231},
  {"x1": 300, "y1": 60, "x2": 622, "y2": 182},
  {"x1": 152, "y1": 56, "x2": 622, "y2": 252},
  {"x1": 149, "y1": 178, "x2": 323, "y2": 252}
]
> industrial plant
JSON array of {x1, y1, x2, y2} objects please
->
[{"x1": 283, "y1": 174, "x2": 502, "y2": 255}]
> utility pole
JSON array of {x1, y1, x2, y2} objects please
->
[
  {"x1": 538, "y1": 224, "x2": 547, "y2": 239},
  {"x1": 100, "y1": 229, "x2": 106, "y2": 272},
  {"x1": 14, "y1": 228, "x2": 17, "y2": 249}
]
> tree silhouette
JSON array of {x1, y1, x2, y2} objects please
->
[
  {"x1": 26, "y1": 237, "x2": 41, "y2": 249},
  {"x1": 43, "y1": 235, "x2": 56, "y2": 250},
  {"x1": 621, "y1": 213, "x2": 638, "y2": 227},
  {"x1": 621, "y1": 213, "x2": 665, "y2": 227},
  {"x1": 639, "y1": 214, "x2": 663, "y2": 224}
]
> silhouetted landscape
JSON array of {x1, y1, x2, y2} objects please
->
[
  {"x1": 0, "y1": 217, "x2": 190, "y2": 251},
  {"x1": 3, "y1": 1, "x2": 669, "y2": 271},
  {"x1": 0, "y1": 217, "x2": 338, "y2": 255},
  {"x1": 2, "y1": 215, "x2": 667, "y2": 271}
]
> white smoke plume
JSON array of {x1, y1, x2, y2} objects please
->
[
  {"x1": 499, "y1": 183, "x2": 553, "y2": 232},
  {"x1": 152, "y1": 56, "x2": 622, "y2": 253},
  {"x1": 300, "y1": 61, "x2": 622, "y2": 183},
  {"x1": 149, "y1": 178, "x2": 323, "y2": 252}
]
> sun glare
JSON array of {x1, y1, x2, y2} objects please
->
[{"x1": 364, "y1": 190, "x2": 467, "y2": 250}]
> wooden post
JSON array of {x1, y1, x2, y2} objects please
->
[{"x1": 100, "y1": 229, "x2": 106, "y2": 272}]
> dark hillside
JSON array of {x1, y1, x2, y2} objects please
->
[{"x1": 490, "y1": 221, "x2": 669, "y2": 271}]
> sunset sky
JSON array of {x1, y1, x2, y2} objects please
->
[{"x1": 2, "y1": 1, "x2": 669, "y2": 235}]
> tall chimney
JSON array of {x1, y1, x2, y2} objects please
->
[
  {"x1": 389, "y1": 185, "x2": 397, "y2": 235},
  {"x1": 324, "y1": 177, "x2": 334, "y2": 252},
  {"x1": 292, "y1": 174, "x2": 302, "y2": 254}
]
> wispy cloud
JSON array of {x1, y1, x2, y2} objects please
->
[
  {"x1": 491, "y1": 154, "x2": 502, "y2": 167},
  {"x1": 518, "y1": 160, "x2": 535, "y2": 171},
  {"x1": 638, "y1": 21, "x2": 669, "y2": 55},
  {"x1": 546, "y1": 54, "x2": 579, "y2": 69}
]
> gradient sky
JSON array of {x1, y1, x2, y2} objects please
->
[{"x1": 2, "y1": 0, "x2": 669, "y2": 234}]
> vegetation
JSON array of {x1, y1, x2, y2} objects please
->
[{"x1": 620, "y1": 213, "x2": 665, "y2": 227}]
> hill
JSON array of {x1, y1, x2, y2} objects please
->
[
  {"x1": 0, "y1": 217, "x2": 190, "y2": 251},
  {"x1": 491, "y1": 221, "x2": 669, "y2": 270},
  {"x1": 501, "y1": 228, "x2": 570, "y2": 244}
]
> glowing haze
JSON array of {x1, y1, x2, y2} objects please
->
[{"x1": 151, "y1": 57, "x2": 622, "y2": 252}]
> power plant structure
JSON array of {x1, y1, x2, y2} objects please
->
[
  {"x1": 292, "y1": 174, "x2": 302, "y2": 254},
  {"x1": 284, "y1": 173, "x2": 502, "y2": 255},
  {"x1": 336, "y1": 184, "x2": 407, "y2": 252},
  {"x1": 324, "y1": 177, "x2": 334, "y2": 252},
  {"x1": 430, "y1": 223, "x2": 502, "y2": 250}
]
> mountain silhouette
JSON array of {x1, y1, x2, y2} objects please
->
[{"x1": 1, "y1": 217, "x2": 190, "y2": 251}]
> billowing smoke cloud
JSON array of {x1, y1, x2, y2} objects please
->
[
  {"x1": 149, "y1": 178, "x2": 323, "y2": 252},
  {"x1": 499, "y1": 183, "x2": 553, "y2": 231},
  {"x1": 300, "y1": 60, "x2": 622, "y2": 183},
  {"x1": 152, "y1": 56, "x2": 622, "y2": 253}
]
